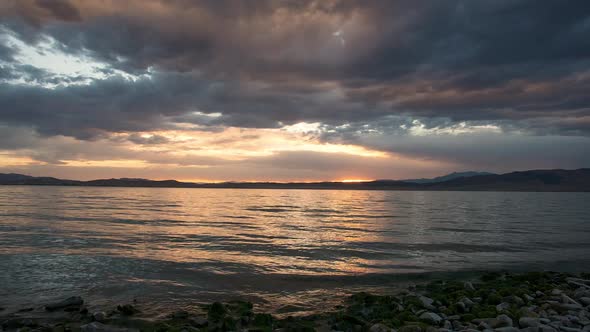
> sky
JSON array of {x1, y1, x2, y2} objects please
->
[{"x1": 0, "y1": 0, "x2": 589, "y2": 182}]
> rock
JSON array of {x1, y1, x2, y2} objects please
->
[
  {"x1": 93, "y1": 312, "x2": 107, "y2": 323},
  {"x1": 553, "y1": 303, "x2": 583, "y2": 312},
  {"x1": 399, "y1": 325, "x2": 422, "y2": 332},
  {"x1": 188, "y1": 316, "x2": 207, "y2": 328},
  {"x1": 539, "y1": 325, "x2": 558, "y2": 332},
  {"x1": 443, "y1": 321, "x2": 452, "y2": 330},
  {"x1": 537, "y1": 292, "x2": 546, "y2": 297},
  {"x1": 80, "y1": 322, "x2": 137, "y2": 332},
  {"x1": 492, "y1": 315, "x2": 514, "y2": 328},
  {"x1": 582, "y1": 326, "x2": 590, "y2": 332},
  {"x1": 1, "y1": 318, "x2": 31, "y2": 330},
  {"x1": 456, "y1": 301, "x2": 468, "y2": 313},
  {"x1": 420, "y1": 312, "x2": 443, "y2": 325},
  {"x1": 520, "y1": 318, "x2": 542, "y2": 328},
  {"x1": 420, "y1": 296, "x2": 437, "y2": 311},
  {"x1": 558, "y1": 327, "x2": 582, "y2": 332},
  {"x1": 462, "y1": 297, "x2": 475, "y2": 308},
  {"x1": 504, "y1": 296, "x2": 525, "y2": 306},
  {"x1": 465, "y1": 282, "x2": 476, "y2": 291},
  {"x1": 525, "y1": 295, "x2": 536, "y2": 302},
  {"x1": 478, "y1": 321, "x2": 492, "y2": 330},
  {"x1": 207, "y1": 302, "x2": 226, "y2": 322},
  {"x1": 448, "y1": 315, "x2": 461, "y2": 321},
  {"x1": 574, "y1": 289, "x2": 590, "y2": 300},
  {"x1": 494, "y1": 328, "x2": 519, "y2": 332},
  {"x1": 116, "y1": 304, "x2": 138, "y2": 316},
  {"x1": 521, "y1": 328, "x2": 540, "y2": 332},
  {"x1": 497, "y1": 303, "x2": 511, "y2": 312},
  {"x1": 371, "y1": 323, "x2": 393, "y2": 332},
  {"x1": 553, "y1": 290, "x2": 564, "y2": 296},
  {"x1": 45, "y1": 296, "x2": 84, "y2": 311},
  {"x1": 579, "y1": 298, "x2": 590, "y2": 306},
  {"x1": 452, "y1": 320, "x2": 464, "y2": 330},
  {"x1": 563, "y1": 295, "x2": 582, "y2": 306},
  {"x1": 170, "y1": 310, "x2": 189, "y2": 319}
]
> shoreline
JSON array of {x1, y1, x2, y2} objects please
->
[{"x1": 2, "y1": 271, "x2": 590, "y2": 332}]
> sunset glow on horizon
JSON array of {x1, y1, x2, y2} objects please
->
[{"x1": 0, "y1": 1, "x2": 589, "y2": 181}]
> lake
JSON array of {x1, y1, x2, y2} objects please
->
[{"x1": 0, "y1": 186, "x2": 589, "y2": 315}]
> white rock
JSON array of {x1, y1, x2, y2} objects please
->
[
  {"x1": 464, "y1": 282, "x2": 476, "y2": 291},
  {"x1": 420, "y1": 296, "x2": 436, "y2": 310},
  {"x1": 461, "y1": 297, "x2": 475, "y2": 308}
]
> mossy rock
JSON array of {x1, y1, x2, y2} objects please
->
[
  {"x1": 116, "y1": 304, "x2": 139, "y2": 316},
  {"x1": 207, "y1": 302, "x2": 227, "y2": 322},
  {"x1": 481, "y1": 272, "x2": 502, "y2": 282},
  {"x1": 396, "y1": 311, "x2": 418, "y2": 323},
  {"x1": 253, "y1": 313, "x2": 273, "y2": 327},
  {"x1": 460, "y1": 313, "x2": 475, "y2": 322},
  {"x1": 226, "y1": 300, "x2": 253, "y2": 317},
  {"x1": 485, "y1": 293, "x2": 503, "y2": 305}
]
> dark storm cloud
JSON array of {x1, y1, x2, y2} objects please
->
[
  {"x1": 0, "y1": 0, "x2": 590, "y2": 145},
  {"x1": 34, "y1": 0, "x2": 81, "y2": 22}
]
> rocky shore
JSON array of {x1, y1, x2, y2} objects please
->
[{"x1": 2, "y1": 272, "x2": 590, "y2": 332}]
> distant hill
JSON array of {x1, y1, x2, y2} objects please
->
[
  {"x1": 1, "y1": 168, "x2": 589, "y2": 191},
  {"x1": 401, "y1": 171, "x2": 496, "y2": 184}
]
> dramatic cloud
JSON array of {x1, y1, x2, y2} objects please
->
[{"x1": 0, "y1": 0, "x2": 589, "y2": 180}]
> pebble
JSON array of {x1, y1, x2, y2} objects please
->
[{"x1": 45, "y1": 296, "x2": 84, "y2": 311}]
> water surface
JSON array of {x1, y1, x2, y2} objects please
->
[{"x1": 0, "y1": 186, "x2": 588, "y2": 315}]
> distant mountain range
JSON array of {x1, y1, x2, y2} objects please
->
[
  {"x1": 1, "y1": 169, "x2": 589, "y2": 191},
  {"x1": 397, "y1": 171, "x2": 496, "y2": 184}
]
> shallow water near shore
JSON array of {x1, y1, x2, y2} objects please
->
[{"x1": 0, "y1": 186, "x2": 589, "y2": 315}]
